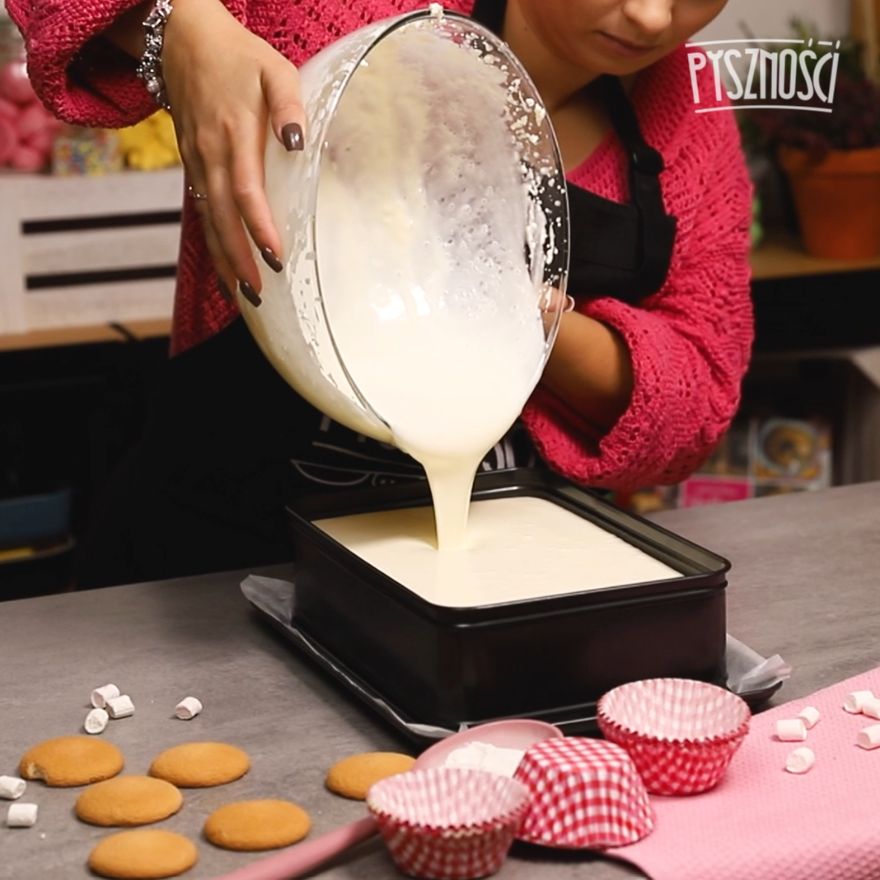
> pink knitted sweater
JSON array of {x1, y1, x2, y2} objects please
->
[{"x1": 8, "y1": 0, "x2": 753, "y2": 491}]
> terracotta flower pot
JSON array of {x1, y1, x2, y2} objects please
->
[{"x1": 779, "y1": 145, "x2": 880, "y2": 259}]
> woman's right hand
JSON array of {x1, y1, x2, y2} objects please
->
[{"x1": 161, "y1": 0, "x2": 305, "y2": 303}]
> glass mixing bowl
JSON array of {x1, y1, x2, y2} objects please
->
[{"x1": 245, "y1": 7, "x2": 570, "y2": 445}]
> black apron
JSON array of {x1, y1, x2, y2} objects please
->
[
  {"x1": 472, "y1": 0, "x2": 676, "y2": 301},
  {"x1": 76, "y1": 6, "x2": 678, "y2": 588}
]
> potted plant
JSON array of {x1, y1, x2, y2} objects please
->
[{"x1": 745, "y1": 21, "x2": 880, "y2": 259}]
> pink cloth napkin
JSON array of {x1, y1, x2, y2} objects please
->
[{"x1": 610, "y1": 667, "x2": 880, "y2": 880}]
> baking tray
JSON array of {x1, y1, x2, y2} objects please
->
[
  {"x1": 281, "y1": 468, "x2": 733, "y2": 731},
  {"x1": 243, "y1": 575, "x2": 783, "y2": 744},
  {"x1": 285, "y1": 468, "x2": 729, "y2": 726}
]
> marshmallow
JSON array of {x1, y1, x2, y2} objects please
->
[
  {"x1": 16, "y1": 102, "x2": 53, "y2": 141},
  {"x1": 775, "y1": 718, "x2": 807, "y2": 742},
  {"x1": 797, "y1": 706, "x2": 821, "y2": 729},
  {"x1": 861, "y1": 699, "x2": 880, "y2": 721},
  {"x1": 843, "y1": 690, "x2": 876, "y2": 714},
  {"x1": 0, "y1": 61, "x2": 37, "y2": 105},
  {"x1": 856, "y1": 723, "x2": 880, "y2": 751},
  {"x1": 0, "y1": 96, "x2": 19, "y2": 121},
  {"x1": 0, "y1": 776, "x2": 26, "y2": 800},
  {"x1": 10, "y1": 142, "x2": 44, "y2": 172},
  {"x1": 84, "y1": 708, "x2": 110, "y2": 734},
  {"x1": 24, "y1": 127, "x2": 53, "y2": 154},
  {"x1": 174, "y1": 697, "x2": 203, "y2": 720},
  {"x1": 0, "y1": 116, "x2": 15, "y2": 165},
  {"x1": 443, "y1": 741, "x2": 525, "y2": 778},
  {"x1": 784, "y1": 746, "x2": 815, "y2": 775},
  {"x1": 106, "y1": 694, "x2": 135, "y2": 719},
  {"x1": 6, "y1": 803, "x2": 38, "y2": 828},
  {"x1": 90, "y1": 684, "x2": 120, "y2": 709}
]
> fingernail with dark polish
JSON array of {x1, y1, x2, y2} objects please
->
[
  {"x1": 239, "y1": 280, "x2": 261, "y2": 307},
  {"x1": 281, "y1": 122, "x2": 304, "y2": 152},
  {"x1": 217, "y1": 278, "x2": 234, "y2": 303},
  {"x1": 260, "y1": 246, "x2": 283, "y2": 273}
]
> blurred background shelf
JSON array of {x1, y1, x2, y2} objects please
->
[
  {"x1": 2, "y1": 165, "x2": 879, "y2": 594},
  {"x1": 751, "y1": 231, "x2": 880, "y2": 281},
  {"x1": 0, "y1": 318, "x2": 173, "y2": 352},
  {"x1": 0, "y1": 168, "x2": 181, "y2": 339},
  {"x1": 7, "y1": 231, "x2": 880, "y2": 351}
]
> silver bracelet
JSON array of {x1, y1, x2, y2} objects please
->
[{"x1": 135, "y1": 0, "x2": 173, "y2": 111}]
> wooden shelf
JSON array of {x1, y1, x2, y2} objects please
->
[
  {"x1": 0, "y1": 319, "x2": 171, "y2": 352},
  {"x1": 1, "y1": 168, "x2": 180, "y2": 344},
  {"x1": 4, "y1": 231, "x2": 879, "y2": 352},
  {"x1": 0, "y1": 324, "x2": 125, "y2": 352},
  {"x1": 124, "y1": 318, "x2": 173, "y2": 340},
  {"x1": 751, "y1": 231, "x2": 880, "y2": 281}
]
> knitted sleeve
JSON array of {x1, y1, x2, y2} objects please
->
[
  {"x1": 522, "y1": 100, "x2": 754, "y2": 492},
  {"x1": 6, "y1": 0, "x2": 246, "y2": 127},
  {"x1": 6, "y1": 0, "x2": 469, "y2": 129}
]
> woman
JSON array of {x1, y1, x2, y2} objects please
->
[{"x1": 7, "y1": 0, "x2": 753, "y2": 585}]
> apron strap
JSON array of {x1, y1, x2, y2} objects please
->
[{"x1": 598, "y1": 75, "x2": 677, "y2": 298}]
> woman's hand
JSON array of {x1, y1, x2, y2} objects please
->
[
  {"x1": 162, "y1": 0, "x2": 305, "y2": 303},
  {"x1": 541, "y1": 307, "x2": 634, "y2": 432}
]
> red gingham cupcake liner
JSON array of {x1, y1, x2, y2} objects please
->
[
  {"x1": 513, "y1": 737, "x2": 654, "y2": 849},
  {"x1": 367, "y1": 767, "x2": 529, "y2": 879},
  {"x1": 597, "y1": 677, "x2": 751, "y2": 796}
]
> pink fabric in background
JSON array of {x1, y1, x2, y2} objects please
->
[{"x1": 610, "y1": 667, "x2": 880, "y2": 880}]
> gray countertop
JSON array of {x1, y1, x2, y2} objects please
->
[{"x1": 2, "y1": 482, "x2": 879, "y2": 878}]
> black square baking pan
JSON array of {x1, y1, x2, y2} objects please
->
[{"x1": 284, "y1": 467, "x2": 730, "y2": 730}]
